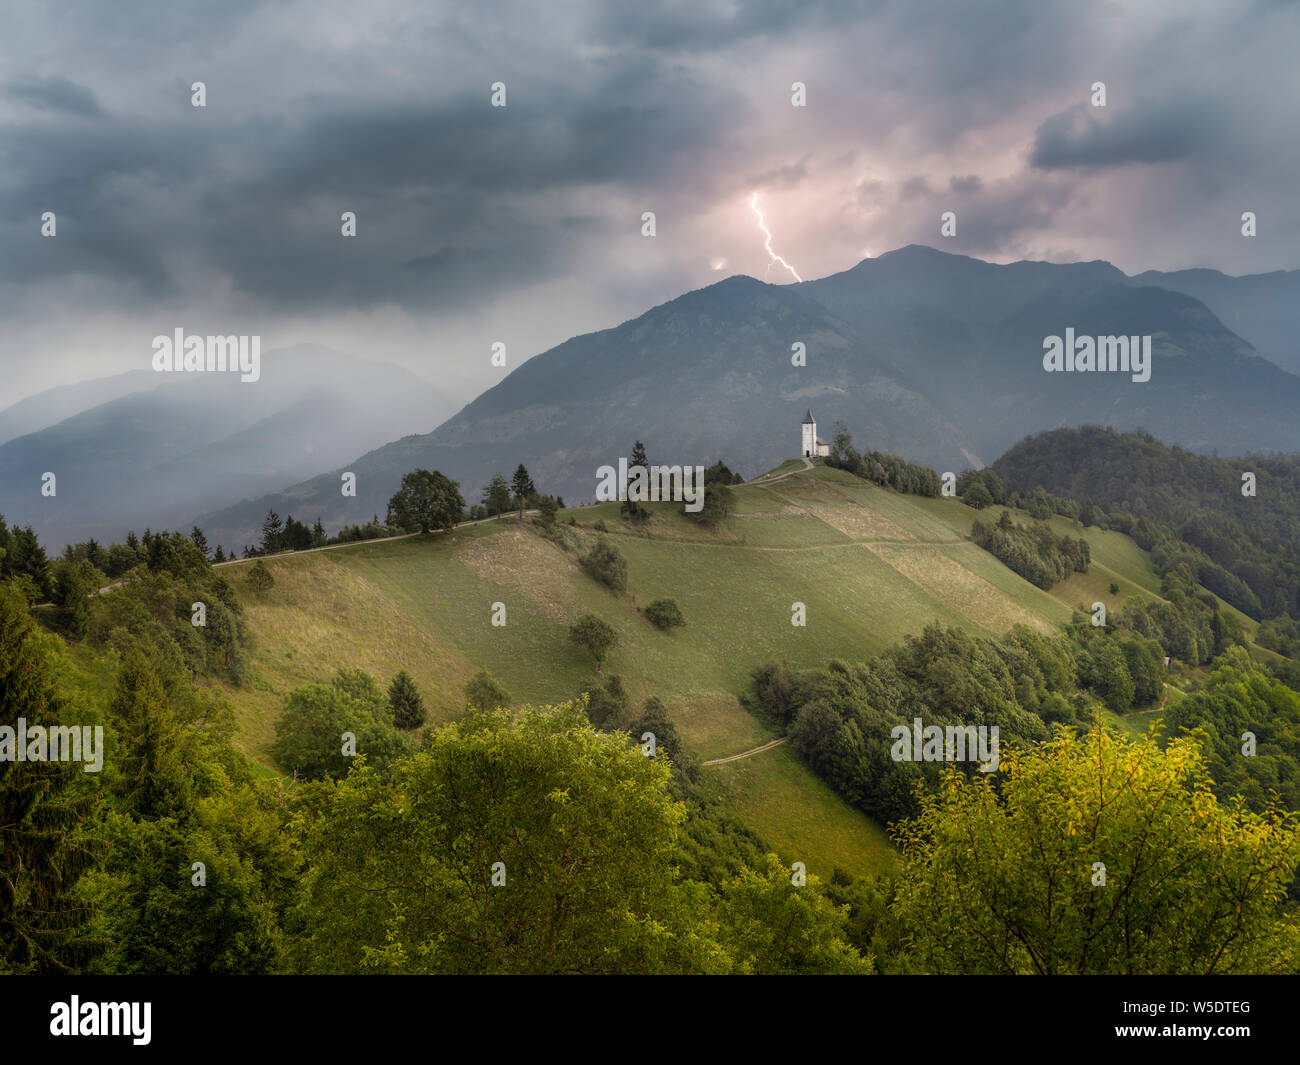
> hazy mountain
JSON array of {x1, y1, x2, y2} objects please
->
[
  {"x1": 1128, "y1": 266, "x2": 1300, "y2": 375},
  {"x1": 799, "y1": 246, "x2": 1300, "y2": 460},
  {"x1": 0, "y1": 344, "x2": 453, "y2": 548},
  {"x1": 0, "y1": 370, "x2": 161, "y2": 445}
]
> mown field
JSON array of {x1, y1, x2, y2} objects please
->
[{"x1": 210, "y1": 461, "x2": 1176, "y2": 878}]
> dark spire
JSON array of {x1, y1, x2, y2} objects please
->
[{"x1": 802, "y1": 409, "x2": 815, "y2": 424}]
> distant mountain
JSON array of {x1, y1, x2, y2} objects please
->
[
  {"x1": 197, "y1": 248, "x2": 1300, "y2": 553},
  {"x1": 0, "y1": 344, "x2": 453, "y2": 549},
  {"x1": 1127, "y1": 266, "x2": 1300, "y2": 375},
  {"x1": 0, "y1": 370, "x2": 160, "y2": 445},
  {"x1": 799, "y1": 246, "x2": 1300, "y2": 461}
]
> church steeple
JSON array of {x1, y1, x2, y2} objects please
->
[{"x1": 800, "y1": 409, "x2": 828, "y2": 459}]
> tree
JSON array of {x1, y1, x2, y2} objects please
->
[
  {"x1": 963, "y1": 482, "x2": 994, "y2": 509},
  {"x1": 624, "y1": 696, "x2": 682, "y2": 764},
  {"x1": 464, "y1": 669, "x2": 512, "y2": 711},
  {"x1": 537, "y1": 496, "x2": 559, "y2": 528},
  {"x1": 717, "y1": 854, "x2": 873, "y2": 974},
  {"x1": 892, "y1": 725, "x2": 1300, "y2": 974},
  {"x1": 386, "y1": 469, "x2": 466, "y2": 534},
  {"x1": 213, "y1": 544, "x2": 226, "y2": 563},
  {"x1": 191, "y1": 526, "x2": 209, "y2": 558},
  {"x1": 704, "y1": 460, "x2": 744, "y2": 486},
  {"x1": 388, "y1": 670, "x2": 427, "y2": 729},
  {"x1": 0, "y1": 584, "x2": 102, "y2": 973},
  {"x1": 511, "y1": 464, "x2": 535, "y2": 524},
  {"x1": 53, "y1": 559, "x2": 93, "y2": 638},
  {"x1": 644, "y1": 598, "x2": 685, "y2": 631},
  {"x1": 685, "y1": 484, "x2": 734, "y2": 529},
  {"x1": 482, "y1": 474, "x2": 512, "y2": 517},
  {"x1": 311, "y1": 518, "x2": 327, "y2": 548},
  {"x1": 272, "y1": 678, "x2": 410, "y2": 781},
  {"x1": 286, "y1": 701, "x2": 715, "y2": 974},
  {"x1": 580, "y1": 539, "x2": 627, "y2": 593},
  {"x1": 109, "y1": 649, "x2": 194, "y2": 820},
  {"x1": 247, "y1": 561, "x2": 274, "y2": 597},
  {"x1": 261, "y1": 511, "x2": 283, "y2": 554},
  {"x1": 630, "y1": 440, "x2": 649, "y2": 470},
  {"x1": 570, "y1": 614, "x2": 618, "y2": 666}
]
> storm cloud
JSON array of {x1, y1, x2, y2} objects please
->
[{"x1": 1, "y1": 0, "x2": 1296, "y2": 406}]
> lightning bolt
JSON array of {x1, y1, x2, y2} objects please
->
[{"x1": 749, "y1": 194, "x2": 802, "y2": 282}]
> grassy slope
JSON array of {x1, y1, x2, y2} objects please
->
[{"x1": 212, "y1": 462, "x2": 1171, "y2": 878}]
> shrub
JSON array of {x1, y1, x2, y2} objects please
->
[
  {"x1": 644, "y1": 598, "x2": 685, "y2": 630},
  {"x1": 570, "y1": 614, "x2": 618, "y2": 665},
  {"x1": 580, "y1": 539, "x2": 628, "y2": 593}
]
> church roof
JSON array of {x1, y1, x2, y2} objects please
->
[{"x1": 802, "y1": 409, "x2": 815, "y2": 424}]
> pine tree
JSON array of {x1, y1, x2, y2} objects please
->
[
  {"x1": 631, "y1": 440, "x2": 649, "y2": 469},
  {"x1": 388, "y1": 670, "x2": 427, "y2": 729},
  {"x1": 261, "y1": 511, "x2": 283, "y2": 554},
  {"x1": 311, "y1": 517, "x2": 327, "y2": 547},
  {"x1": 213, "y1": 544, "x2": 226, "y2": 563},
  {"x1": 109, "y1": 649, "x2": 193, "y2": 820},
  {"x1": 0, "y1": 584, "x2": 103, "y2": 972},
  {"x1": 511, "y1": 464, "x2": 535, "y2": 524},
  {"x1": 191, "y1": 525, "x2": 209, "y2": 558}
]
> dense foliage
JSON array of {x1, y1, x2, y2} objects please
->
[
  {"x1": 994, "y1": 426, "x2": 1300, "y2": 622},
  {"x1": 826, "y1": 424, "x2": 942, "y2": 496},
  {"x1": 971, "y1": 510, "x2": 1090, "y2": 589}
]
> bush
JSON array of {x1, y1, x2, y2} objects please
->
[
  {"x1": 570, "y1": 614, "x2": 618, "y2": 666},
  {"x1": 246, "y1": 561, "x2": 274, "y2": 596},
  {"x1": 580, "y1": 539, "x2": 628, "y2": 593},
  {"x1": 644, "y1": 598, "x2": 685, "y2": 630},
  {"x1": 465, "y1": 669, "x2": 512, "y2": 711}
]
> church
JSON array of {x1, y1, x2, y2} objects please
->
[{"x1": 801, "y1": 410, "x2": 829, "y2": 458}]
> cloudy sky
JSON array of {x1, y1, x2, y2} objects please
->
[{"x1": 2, "y1": 0, "x2": 1297, "y2": 406}]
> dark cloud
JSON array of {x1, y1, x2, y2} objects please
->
[
  {"x1": 1031, "y1": 99, "x2": 1220, "y2": 170},
  {"x1": 7, "y1": 75, "x2": 104, "y2": 117},
  {"x1": 590, "y1": 0, "x2": 880, "y2": 52},
  {"x1": 900, "y1": 175, "x2": 931, "y2": 200},
  {"x1": 0, "y1": 0, "x2": 1295, "y2": 403}
]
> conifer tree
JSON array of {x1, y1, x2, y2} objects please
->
[
  {"x1": 388, "y1": 670, "x2": 427, "y2": 729},
  {"x1": 0, "y1": 585, "x2": 103, "y2": 972}
]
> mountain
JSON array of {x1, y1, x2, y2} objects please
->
[
  {"x1": 1129, "y1": 266, "x2": 1300, "y2": 375},
  {"x1": 0, "y1": 370, "x2": 160, "y2": 445},
  {"x1": 198, "y1": 246, "x2": 1300, "y2": 552},
  {"x1": 799, "y1": 245, "x2": 1300, "y2": 461},
  {"x1": 0, "y1": 344, "x2": 454, "y2": 549},
  {"x1": 195, "y1": 275, "x2": 976, "y2": 549}
]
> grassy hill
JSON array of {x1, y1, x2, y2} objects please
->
[{"x1": 211, "y1": 461, "x2": 1177, "y2": 880}]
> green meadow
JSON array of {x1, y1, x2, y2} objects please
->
[{"x1": 213, "y1": 461, "x2": 1176, "y2": 877}]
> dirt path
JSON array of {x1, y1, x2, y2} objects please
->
[
  {"x1": 1130, "y1": 682, "x2": 1174, "y2": 715},
  {"x1": 702, "y1": 736, "x2": 787, "y2": 765},
  {"x1": 748, "y1": 456, "x2": 814, "y2": 486}
]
